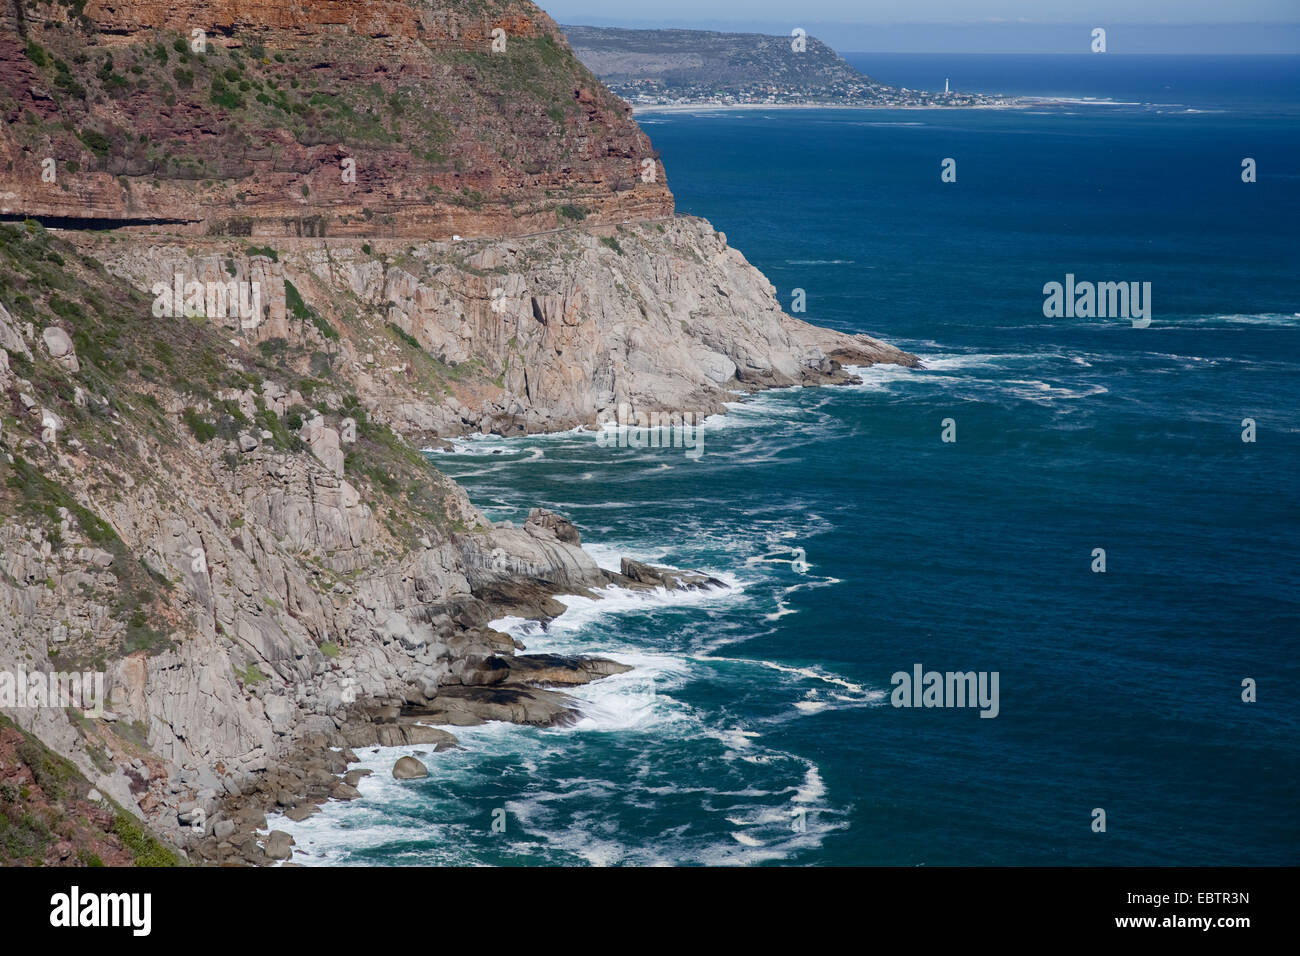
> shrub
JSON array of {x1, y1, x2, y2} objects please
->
[
  {"x1": 112, "y1": 813, "x2": 178, "y2": 867},
  {"x1": 24, "y1": 42, "x2": 49, "y2": 68},
  {"x1": 181, "y1": 407, "x2": 217, "y2": 443},
  {"x1": 76, "y1": 129, "x2": 111, "y2": 157}
]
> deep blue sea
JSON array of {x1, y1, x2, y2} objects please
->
[{"x1": 277, "y1": 55, "x2": 1299, "y2": 866}]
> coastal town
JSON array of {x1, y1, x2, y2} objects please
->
[{"x1": 612, "y1": 77, "x2": 1018, "y2": 108}]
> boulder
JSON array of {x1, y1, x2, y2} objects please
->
[
  {"x1": 264, "y1": 830, "x2": 295, "y2": 861},
  {"x1": 343, "y1": 769, "x2": 373, "y2": 787},
  {"x1": 525, "y1": 508, "x2": 582, "y2": 545},
  {"x1": 392, "y1": 755, "x2": 428, "y2": 780},
  {"x1": 495, "y1": 653, "x2": 632, "y2": 687},
  {"x1": 331, "y1": 781, "x2": 362, "y2": 800},
  {"x1": 409, "y1": 684, "x2": 579, "y2": 728},
  {"x1": 395, "y1": 723, "x2": 458, "y2": 749},
  {"x1": 41, "y1": 326, "x2": 79, "y2": 372}
]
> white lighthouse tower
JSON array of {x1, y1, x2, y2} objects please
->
[{"x1": 945, "y1": 77, "x2": 950, "y2": 94}]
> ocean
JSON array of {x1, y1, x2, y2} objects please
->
[{"x1": 275, "y1": 55, "x2": 1300, "y2": 866}]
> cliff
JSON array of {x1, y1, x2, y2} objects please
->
[
  {"x1": 0, "y1": 1, "x2": 915, "y2": 864},
  {"x1": 85, "y1": 216, "x2": 914, "y2": 442},
  {"x1": 0, "y1": 218, "x2": 641, "y2": 859},
  {"x1": 0, "y1": 0, "x2": 672, "y2": 236}
]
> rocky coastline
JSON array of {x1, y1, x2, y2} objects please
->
[
  {"x1": 0, "y1": 0, "x2": 916, "y2": 868},
  {"x1": 188, "y1": 530, "x2": 725, "y2": 867}
]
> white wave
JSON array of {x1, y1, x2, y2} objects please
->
[
  {"x1": 1005, "y1": 380, "x2": 1109, "y2": 402},
  {"x1": 794, "y1": 700, "x2": 831, "y2": 713},
  {"x1": 703, "y1": 726, "x2": 763, "y2": 752},
  {"x1": 489, "y1": 577, "x2": 745, "y2": 642},
  {"x1": 793, "y1": 766, "x2": 827, "y2": 803},
  {"x1": 1178, "y1": 312, "x2": 1300, "y2": 327},
  {"x1": 580, "y1": 540, "x2": 670, "y2": 572},
  {"x1": 567, "y1": 654, "x2": 695, "y2": 733},
  {"x1": 840, "y1": 362, "x2": 923, "y2": 392},
  {"x1": 765, "y1": 602, "x2": 797, "y2": 622},
  {"x1": 911, "y1": 352, "x2": 1031, "y2": 371},
  {"x1": 697, "y1": 654, "x2": 887, "y2": 721},
  {"x1": 751, "y1": 659, "x2": 871, "y2": 696}
]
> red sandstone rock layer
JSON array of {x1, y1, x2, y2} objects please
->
[{"x1": 0, "y1": 0, "x2": 673, "y2": 237}]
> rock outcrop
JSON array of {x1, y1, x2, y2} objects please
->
[{"x1": 85, "y1": 216, "x2": 916, "y2": 443}]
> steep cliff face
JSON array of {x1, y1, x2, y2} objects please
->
[
  {"x1": 0, "y1": 2, "x2": 916, "y2": 863},
  {"x1": 87, "y1": 217, "x2": 915, "y2": 442},
  {"x1": 0, "y1": 0, "x2": 672, "y2": 236},
  {"x1": 0, "y1": 220, "x2": 620, "y2": 849}
]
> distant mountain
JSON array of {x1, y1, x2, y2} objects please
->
[{"x1": 562, "y1": 25, "x2": 885, "y2": 104}]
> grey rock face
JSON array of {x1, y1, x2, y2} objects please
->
[
  {"x1": 97, "y1": 219, "x2": 917, "y2": 442},
  {"x1": 0, "y1": 299, "x2": 32, "y2": 361}
]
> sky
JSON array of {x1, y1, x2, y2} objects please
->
[{"x1": 543, "y1": 1, "x2": 1300, "y2": 53}]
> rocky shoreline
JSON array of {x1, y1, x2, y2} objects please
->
[
  {"x1": 0, "y1": 0, "x2": 916, "y2": 869},
  {"x1": 181, "y1": 537, "x2": 724, "y2": 867},
  {"x1": 0, "y1": 214, "x2": 907, "y2": 867}
]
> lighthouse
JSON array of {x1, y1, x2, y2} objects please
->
[{"x1": 945, "y1": 77, "x2": 950, "y2": 94}]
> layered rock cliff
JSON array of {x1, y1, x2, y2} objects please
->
[
  {"x1": 0, "y1": 1, "x2": 915, "y2": 864},
  {"x1": 1, "y1": 0, "x2": 671, "y2": 236}
]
